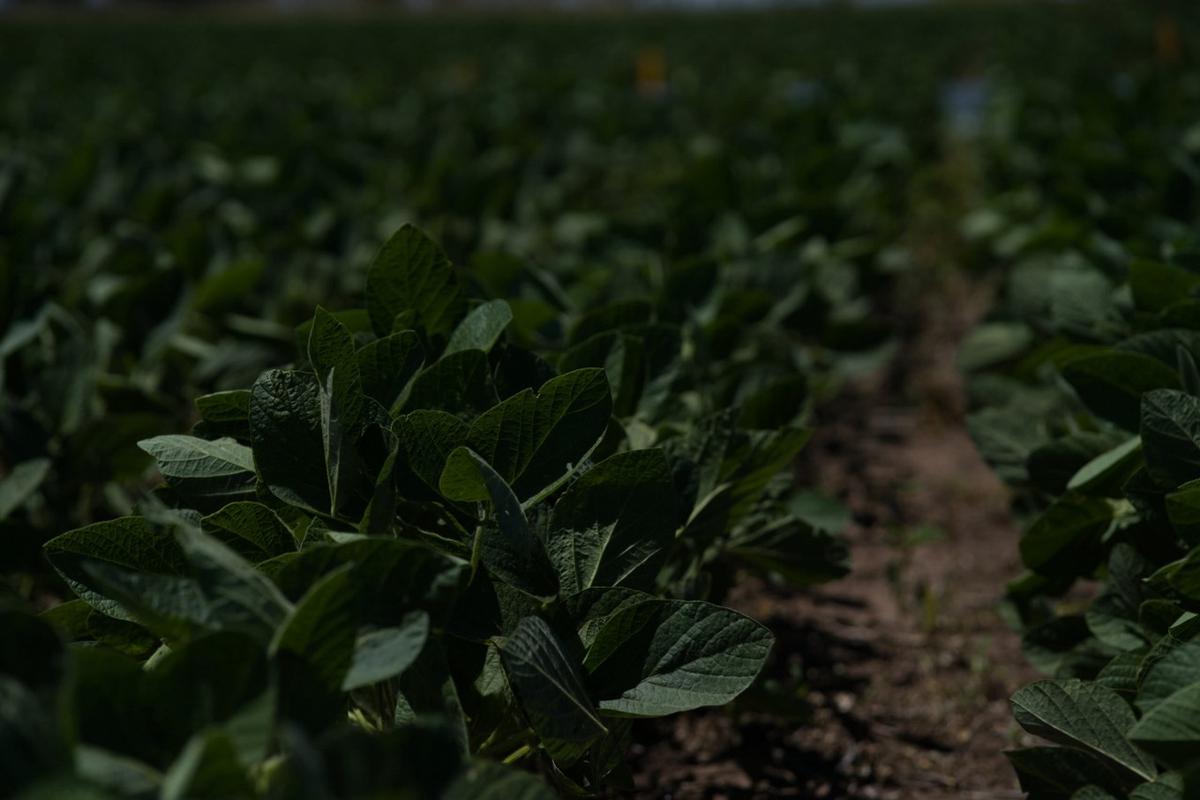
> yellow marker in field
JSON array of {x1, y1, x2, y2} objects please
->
[
  {"x1": 1156, "y1": 15, "x2": 1182, "y2": 65},
  {"x1": 636, "y1": 46, "x2": 668, "y2": 99}
]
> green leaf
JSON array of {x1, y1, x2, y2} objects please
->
[
  {"x1": 1020, "y1": 495, "x2": 1111, "y2": 577},
  {"x1": 1130, "y1": 779, "x2": 1185, "y2": 800},
  {"x1": 728, "y1": 515, "x2": 850, "y2": 586},
  {"x1": 787, "y1": 490, "x2": 852, "y2": 533},
  {"x1": 1142, "y1": 390, "x2": 1200, "y2": 488},
  {"x1": 404, "y1": 349, "x2": 496, "y2": 417},
  {"x1": 0, "y1": 458, "x2": 50, "y2": 520},
  {"x1": 173, "y1": 528, "x2": 292, "y2": 640},
  {"x1": 201, "y1": 502, "x2": 295, "y2": 561},
  {"x1": 271, "y1": 565, "x2": 359, "y2": 692},
  {"x1": 1028, "y1": 432, "x2": 1131, "y2": 495},
  {"x1": 1062, "y1": 352, "x2": 1180, "y2": 431},
  {"x1": 1138, "y1": 640, "x2": 1200, "y2": 714},
  {"x1": 395, "y1": 410, "x2": 469, "y2": 494},
  {"x1": 547, "y1": 449, "x2": 676, "y2": 594},
  {"x1": 1011, "y1": 680, "x2": 1157, "y2": 781},
  {"x1": 195, "y1": 391, "x2": 251, "y2": 423},
  {"x1": 1096, "y1": 650, "x2": 1145, "y2": 697},
  {"x1": 1130, "y1": 260, "x2": 1200, "y2": 313},
  {"x1": 249, "y1": 369, "x2": 328, "y2": 514},
  {"x1": 392, "y1": 643, "x2": 469, "y2": 754},
  {"x1": 357, "y1": 330, "x2": 423, "y2": 412},
  {"x1": 681, "y1": 427, "x2": 811, "y2": 548},
  {"x1": 560, "y1": 332, "x2": 646, "y2": 419},
  {"x1": 137, "y1": 436, "x2": 256, "y2": 503},
  {"x1": 44, "y1": 517, "x2": 187, "y2": 622},
  {"x1": 584, "y1": 599, "x2": 773, "y2": 717},
  {"x1": 1006, "y1": 746, "x2": 1134, "y2": 799},
  {"x1": 342, "y1": 611, "x2": 429, "y2": 691},
  {"x1": 563, "y1": 587, "x2": 654, "y2": 649},
  {"x1": 1130, "y1": 682, "x2": 1200, "y2": 770},
  {"x1": 499, "y1": 616, "x2": 607, "y2": 747},
  {"x1": 958, "y1": 321, "x2": 1035, "y2": 372},
  {"x1": 737, "y1": 375, "x2": 810, "y2": 430},
  {"x1": 265, "y1": 538, "x2": 464, "y2": 625},
  {"x1": 74, "y1": 528, "x2": 292, "y2": 642},
  {"x1": 465, "y1": 368, "x2": 613, "y2": 501},
  {"x1": 1165, "y1": 548, "x2": 1200, "y2": 601},
  {"x1": 439, "y1": 447, "x2": 557, "y2": 598},
  {"x1": 1067, "y1": 437, "x2": 1143, "y2": 497},
  {"x1": 308, "y1": 307, "x2": 366, "y2": 516},
  {"x1": 366, "y1": 225, "x2": 466, "y2": 337},
  {"x1": 193, "y1": 391, "x2": 252, "y2": 439},
  {"x1": 444, "y1": 299, "x2": 513, "y2": 355}
]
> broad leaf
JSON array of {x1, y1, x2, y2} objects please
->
[
  {"x1": 439, "y1": 448, "x2": 557, "y2": 598},
  {"x1": 1011, "y1": 680, "x2": 1157, "y2": 781},
  {"x1": 395, "y1": 410, "x2": 469, "y2": 494},
  {"x1": 584, "y1": 599, "x2": 773, "y2": 717},
  {"x1": 465, "y1": 368, "x2": 613, "y2": 501},
  {"x1": 0, "y1": 458, "x2": 50, "y2": 520},
  {"x1": 1067, "y1": 437, "x2": 1143, "y2": 497},
  {"x1": 444, "y1": 299, "x2": 513, "y2": 355},
  {"x1": 499, "y1": 616, "x2": 607, "y2": 748},
  {"x1": 1062, "y1": 353, "x2": 1179, "y2": 431},
  {"x1": 249, "y1": 369, "x2": 328, "y2": 514},
  {"x1": 357, "y1": 330, "x2": 423, "y2": 411},
  {"x1": 342, "y1": 611, "x2": 429, "y2": 691},
  {"x1": 366, "y1": 225, "x2": 466, "y2": 337},
  {"x1": 1138, "y1": 640, "x2": 1200, "y2": 714},
  {"x1": 195, "y1": 390, "x2": 251, "y2": 423},
  {"x1": 138, "y1": 436, "x2": 256, "y2": 503},
  {"x1": 271, "y1": 565, "x2": 359, "y2": 692},
  {"x1": 1020, "y1": 495, "x2": 1111, "y2": 577},
  {"x1": 44, "y1": 518, "x2": 187, "y2": 622},
  {"x1": 547, "y1": 449, "x2": 677, "y2": 594},
  {"x1": 173, "y1": 528, "x2": 292, "y2": 641},
  {"x1": 1142, "y1": 390, "x2": 1200, "y2": 488},
  {"x1": 404, "y1": 349, "x2": 496, "y2": 417},
  {"x1": 71, "y1": 529, "x2": 291, "y2": 642},
  {"x1": 1130, "y1": 682, "x2": 1200, "y2": 770},
  {"x1": 201, "y1": 502, "x2": 295, "y2": 561},
  {"x1": 728, "y1": 515, "x2": 851, "y2": 586},
  {"x1": 308, "y1": 307, "x2": 365, "y2": 515}
]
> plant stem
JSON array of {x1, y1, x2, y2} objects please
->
[{"x1": 502, "y1": 744, "x2": 532, "y2": 765}]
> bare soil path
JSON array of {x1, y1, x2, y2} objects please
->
[{"x1": 629, "y1": 273, "x2": 1038, "y2": 799}]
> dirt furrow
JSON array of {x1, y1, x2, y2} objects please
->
[{"x1": 631, "y1": 275, "x2": 1038, "y2": 800}]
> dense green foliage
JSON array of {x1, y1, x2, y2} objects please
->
[
  {"x1": 963, "y1": 15, "x2": 1200, "y2": 798},
  {"x1": 3, "y1": 3, "x2": 1200, "y2": 797},
  {"x1": 4, "y1": 223, "x2": 855, "y2": 797},
  {"x1": 1, "y1": 12, "x2": 953, "y2": 590},
  {"x1": 0, "y1": 15, "x2": 916, "y2": 792}
]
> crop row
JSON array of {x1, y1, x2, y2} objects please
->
[{"x1": 964, "y1": 38, "x2": 1200, "y2": 800}]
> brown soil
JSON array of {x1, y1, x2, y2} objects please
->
[{"x1": 628, "y1": 274, "x2": 1039, "y2": 800}]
